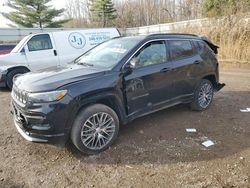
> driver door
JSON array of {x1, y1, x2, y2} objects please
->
[
  {"x1": 24, "y1": 34, "x2": 60, "y2": 71},
  {"x1": 124, "y1": 40, "x2": 174, "y2": 116}
]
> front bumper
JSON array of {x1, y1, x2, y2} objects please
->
[
  {"x1": 14, "y1": 119, "x2": 49, "y2": 143},
  {"x1": 0, "y1": 72, "x2": 7, "y2": 87},
  {"x1": 11, "y1": 95, "x2": 73, "y2": 146}
]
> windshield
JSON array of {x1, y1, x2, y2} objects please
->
[
  {"x1": 11, "y1": 35, "x2": 30, "y2": 53},
  {"x1": 75, "y1": 37, "x2": 143, "y2": 69}
]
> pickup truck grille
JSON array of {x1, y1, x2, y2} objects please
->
[{"x1": 12, "y1": 86, "x2": 28, "y2": 104}]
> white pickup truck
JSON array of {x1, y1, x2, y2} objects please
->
[{"x1": 0, "y1": 28, "x2": 120, "y2": 88}]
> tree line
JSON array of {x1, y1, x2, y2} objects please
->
[
  {"x1": 2, "y1": 0, "x2": 250, "y2": 28},
  {"x1": 66, "y1": 0, "x2": 250, "y2": 28}
]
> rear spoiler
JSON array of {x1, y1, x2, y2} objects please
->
[{"x1": 199, "y1": 36, "x2": 219, "y2": 54}]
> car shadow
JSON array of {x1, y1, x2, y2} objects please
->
[
  {"x1": 0, "y1": 88, "x2": 10, "y2": 92},
  {"x1": 66, "y1": 90, "x2": 250, "y2": 165}
]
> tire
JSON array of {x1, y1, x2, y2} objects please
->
[
  {"x1": 6, "y1": 68, "x2": 28, "y2": 89},
  {"x1": 190, "y1": 79, "x2": 214, "y2": 111},
  {"x1": 71, "y1": 104, "x2": 120, "y2": 155}
]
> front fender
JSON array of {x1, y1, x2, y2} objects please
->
[
  {"x1": 0, "y1": 65, "x2": 30, "y2": 72},
  {"x1": 64, "y1": 91, "x2": 128, "y2": 131},
  {"x1": 0, "y1": 66, "x2": 15, "y2": 87},
  {"x1": 79, "y1": 91, "x2": 127, "y2": 123},
  {"x1": 0, "y1": 65, "x2": 30, "y2": 88}
]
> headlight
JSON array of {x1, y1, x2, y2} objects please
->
[{"x1": 28, "y1": 90, "x2": 67, "y2": 103}]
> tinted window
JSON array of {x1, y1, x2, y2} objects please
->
[
  {"x1": 169, "y1": 40, "x2": 193, "y2": 60},
  {"x1": 193, "y1": 40, "x2": 201, "y2": 52},
  {"x1": 27, "y1": 34, "x2": 52, "y2": 51},
  {"x1": 198, "y1": 41, "x2": 207, "y2": 49},
  {"x1": 132, "y1": 41, "x2": 167, "y2": 68},
  {"x1": 198, "y1": 41, "x2": 215, "y2": 54},
  {"x1": 198, "y1": 41, "x2": 206, "y2": 50}
]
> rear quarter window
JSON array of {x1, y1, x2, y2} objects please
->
[
  {"x1": 192, "y1": 41, "x2": 201, "y2": 53},
  {"x1": 198, "y1": 41, "x2": 215, "y2": 55},
  {"x1": 168, "y1": 40, "x2": 194, "y2": 60}
]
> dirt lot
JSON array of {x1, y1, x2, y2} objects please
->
[{"x1": 0, "y1": 66, "x2": 250, "y2": 188}]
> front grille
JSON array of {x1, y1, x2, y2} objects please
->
[{"x1": 12, "y1": 85, "x2": 28, "y2": 104}]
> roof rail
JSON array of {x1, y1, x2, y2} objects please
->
[{"x1": 147, "y1": 33, "x2": 198, "y2": 37}]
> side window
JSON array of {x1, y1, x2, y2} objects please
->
[
  {"x1": 192, "y1": 40, "x2": 201, "y2": 53},
  {"x1": 169, "y1": 40, "x2": 194, "y2": 60},
  {"x1": 198, "y1": 41, "x2": 206, "y2": 50},
  {"x1": 131, "y1": 41, "x2": 167, "y2": 68},
  {"x1": 27, "y1": 34, "x2": 53, "y2": 51},
  {"x1": 198, "y1": 41, "x2": 215, "y2": 54}
]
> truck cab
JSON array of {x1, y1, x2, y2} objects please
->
[{"x1": 0, "y1": 28, "x2": 120, "y2": 88}]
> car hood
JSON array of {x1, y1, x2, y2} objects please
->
[
  {"x1": 0, "y1": 53, "x2": 26, "y2": 66},
  {"x1": 14, "y1": 64, "x2": 106, "y2": 92}
]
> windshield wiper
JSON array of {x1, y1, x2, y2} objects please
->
[{"x1": 77, "y1": 62, "x2": 94, "y2": 67}]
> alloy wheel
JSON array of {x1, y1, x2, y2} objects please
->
[
  {"x1": 80, "y1": 112, "x2": 116, "y2": 150},
  {"x1": 198, "y1": 83, "x2": 213, "y2": 109}
]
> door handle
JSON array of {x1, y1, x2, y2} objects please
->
[
  {"x1": 160, "y1": 67, "x2": 171, "y2": 72},
  {"x1": 53, "y1": 50, "x2": 57, "y2": 56},
  {"x1": 194, "y1": 60, "x2": 202, "y2": 64}
]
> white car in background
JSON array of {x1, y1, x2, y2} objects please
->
[{"x1": 0, "y1": 28, "x2": 120, "y2": 88}]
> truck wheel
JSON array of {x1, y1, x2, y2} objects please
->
[
  {"x1": 190, "y1": 79, "x2": 214, "y2": 111},
  {"x1": 7, "y1": 68, "x2": 27, "y2": 89},
  {"x1": 71, "y1": 104, "x2": 119, "y2": 155}
]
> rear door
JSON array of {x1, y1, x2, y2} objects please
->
[
  {"x1": 168, "y1": 39, "x2": 202, "y2": 96},
  {"x1": 124, "y1": 40, "x2": 174, "y2": 116},
  {"x1": 24, "y1": 34, "x2": 59, "y2": 71}
]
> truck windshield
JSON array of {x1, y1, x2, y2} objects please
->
[
  {"x1": 75, "y1": 37, "x2": 143, "y2": 69},
  {"x1": 11, "y1": 36, "x2": 30, "y2": 53}
]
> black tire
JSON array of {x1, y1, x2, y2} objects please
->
[
  {"x1": 71, "y1": 104, "x2": 119, "y2": 155},
  {"x1": 6, "y1": 68, "x2": 28, "y2": 89},
  {"x1": 190, "y1": 79, "x2": 214, "y2": 111}
]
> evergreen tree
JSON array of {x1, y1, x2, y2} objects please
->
[
  {"x1": 90, "y1": 0, "x2": 117, "y2": 27},
  {"x1": 2, "y1": 0, "x2": 69, "y2": 28}
]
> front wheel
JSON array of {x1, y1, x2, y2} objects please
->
[
  {"x1": 190, "y1": 79, "x2": 214, "y2": 111},
  {"x1": 71, "y1": 104, "x2": 119, "y2": 155}
]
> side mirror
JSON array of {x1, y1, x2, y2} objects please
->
[
  {"x1": 130, "y1": 57, "x2": 138, "y2": 68},
  {"x1": 122, "y1": 57, "x2": 139, "y2": 75},
  {"x1": 123, "y1": 62, "x2": 134, "y2": 75}
]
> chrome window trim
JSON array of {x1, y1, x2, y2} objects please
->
[{"x1": 122, "y1": 38, "x2": 201, "y2": 70}]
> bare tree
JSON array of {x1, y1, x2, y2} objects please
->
[
  {"x1": 65, "y1": 0, "x2": 91, "y2": 27},
  {"x1": 64, "y1": 0, "x2": 206, "y2": 28}
]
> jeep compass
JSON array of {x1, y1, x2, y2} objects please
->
[{"x1": 11, "y1": 33, "x2": 225, "y2": 154}]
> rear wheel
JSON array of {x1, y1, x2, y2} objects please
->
[
  {"x1": 6, "y1": 68, "x2": 28, "y2": 89},
  {"x1": 190, "y1": 79, "x2": 214, "y2": 111},
  {"x1": 71, "y1": 104, "x2": 119, "y2": 155}
]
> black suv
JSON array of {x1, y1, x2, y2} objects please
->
[{"x1": 11, "y1": 33, "x2": 225, "y2": 154}]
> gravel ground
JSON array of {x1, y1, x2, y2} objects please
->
[{"x1": 0, "y1": 67, "x2": 250, "y2": 188}]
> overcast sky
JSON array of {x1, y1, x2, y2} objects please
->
[{"x1": 0, "y1": 0, "x2": 67, "y2": 28}]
